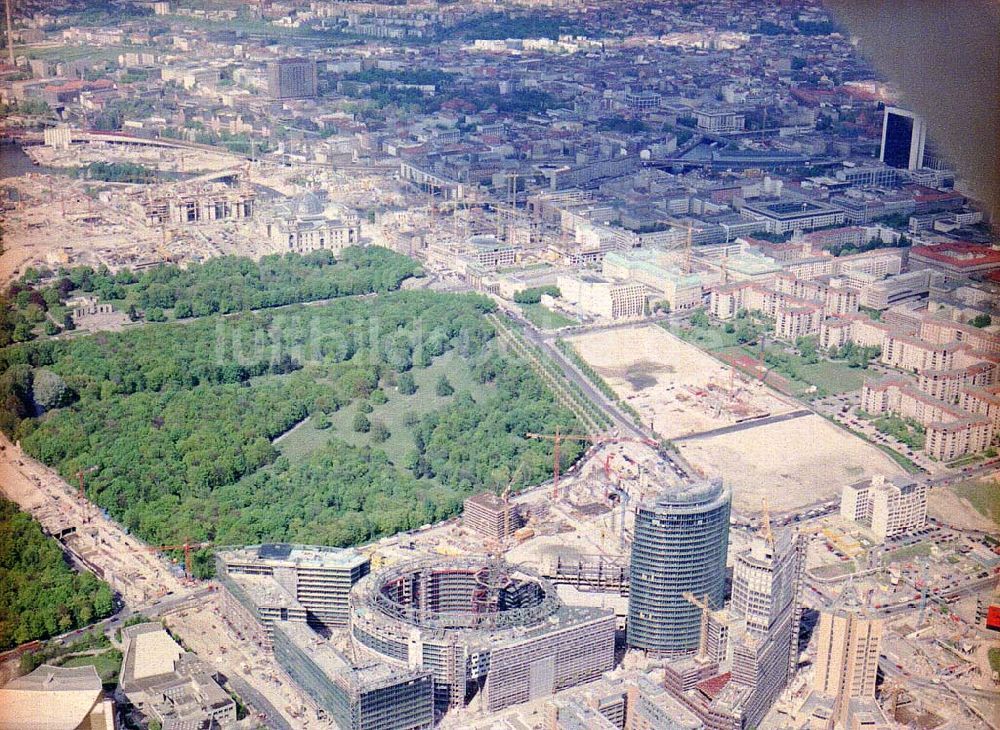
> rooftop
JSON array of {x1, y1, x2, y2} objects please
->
[
  {"x1": 0, "y1": 665, "x2": 104, "y2": 730},
  {"x1": 220, "y1": 543, "x2": 368, "y2": 570},
  {"x1": 910, "y1": 242, "x2": 1000, "y2": 270}
]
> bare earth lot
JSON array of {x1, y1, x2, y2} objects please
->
[
  {"x1": 675, "y1": 414, "x2": 907, "y2": 512},
  {"x1": 566, "y1": 324, "x2": 795, "y2": 439}
]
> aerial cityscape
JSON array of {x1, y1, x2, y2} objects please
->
[{"x1": 0, "y1": 1, "x2": 997, "y2": 730}]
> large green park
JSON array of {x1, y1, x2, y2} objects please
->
[{"x1": 0, "y1": 248, "x2": 581, "y2": 575}]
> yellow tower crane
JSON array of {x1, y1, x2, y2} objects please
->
[{"x1": 682, "y1": 591, "x2": 713, "y2": 661}]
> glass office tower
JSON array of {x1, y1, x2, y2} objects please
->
[{"x1": 627, "y1": 478, "x2": 731, "y2": 654}]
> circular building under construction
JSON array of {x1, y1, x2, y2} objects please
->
[{"x1": 350, "y1": 557, "x2": 616, "y2": 714}]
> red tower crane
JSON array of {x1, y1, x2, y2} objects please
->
[
  {"x1": 144, "y1": 541, "x2": 212, "y2": 580},
  {"x1": 526, "y1": 429, "x2": 658, "y2": 499}
]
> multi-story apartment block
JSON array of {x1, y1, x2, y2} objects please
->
[
  {"x1": 861, "y1": 377, "x2": 992, "y2": 460},
  {"x1": 925, "y1": 417, "x2": 994, "y2": 462},
  {"x1": 840, "y1": 474, "x2": 928, "y2": 542},
  {"x1": 711, "y1": 273, "x2": 857, "y2": 341},
  {"x1": 961, "y1": 384, "x2": 1000, "y2": 434},
  {"x1": 919, "y1": 317, "x2": 1000, "y2": 355},
  {"x1": 267, "y1": 57, "x2": 318, "y2": 99},
  {"x1": 775, "y1": 303, "x2": 823, "y2": 340},
  {"x1": 918, "y1": 360, "x2": 997, "y2": 403}
]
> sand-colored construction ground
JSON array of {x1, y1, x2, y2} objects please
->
[
  {"x1": 675, "y1": 414, "x2": 907, "y2": 512},
  {"x1": 565, "y1": 324, "x2": 795, "y2": 439}
]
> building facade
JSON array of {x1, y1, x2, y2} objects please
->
[
  {"x1": 267, "y1": 57, "x2": 318, "y2": 99},
  {"x1": 350, "y1": 558, "x2": 615, "y2": 714},
  {"x1": 812, "y1": 586, "x2": 885, "y2": 728},
  {"x1": 879, "y1": 106, "x2": 927, "y2": 170},
  {"x1": 217, "y1": 544, "x2": 370, "y2": 635},
  {"x1": 273, "y1": 621, "x2": 434, "y2": 730},
  {"x1": 627, "y1": 479, "x2": 732, "y2": 654},
  {"x1": 840, "y1": 475, "x2": 928, "y2": 542}
]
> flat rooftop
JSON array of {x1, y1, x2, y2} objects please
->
[
  {"x1": 0, "y1": 665, "x2": 103, "y2": 730},
  {"x1": 274, "y1": 621, "x2": 422, "y2": 691},
  {"x1": 743, "y1": 197, "x2": 841, "y2": 219},
  {"x1": 219, "y1": 543, "x2": 368, "y2": 570}
]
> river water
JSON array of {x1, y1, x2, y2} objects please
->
[{"x1": 0, "y1": 140, "x2": 57, "y2": 178}]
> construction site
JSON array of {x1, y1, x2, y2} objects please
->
[
  {"x1": 782, "y1": 493, "x2": 1000, "y2": 729},
  {"x1": 0, "y1": 433, "x2": 331, "y2": 729},
  {"x1": 563, "y1": 324, "x2": 794, "y2": 440},
  {"x1": 675, "y1": 412, "x2": 910, "y2": 512},
  {"x1": 0, "y1": 136, "x2": 403, "y2": 282},
  {"x1": 561, "y1": 324, "x2": 908, "y2": 512}
]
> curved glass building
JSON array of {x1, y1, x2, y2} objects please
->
[{"x1": 627, "y1": 478, "x2": 732, "y2": 654}]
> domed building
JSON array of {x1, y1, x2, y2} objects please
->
[{"x1": 262, "y1": 191, "x2": 361, "y2": 255}]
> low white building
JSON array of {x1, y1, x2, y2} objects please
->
[{"x1": 558, "y1": 274, "x2": 645, "y2": 320}]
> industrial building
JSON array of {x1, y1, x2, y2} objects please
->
[
  {"x1": 216, "y1": 544, "x2": 370, "y2": 648},
  {"x1": 349, "y1": 557, "x2": 616, "y2": 713},
  {"x1": 272, "y1": 621, "x2": 434, "y2": 730},
  {"x1": 840, "y1": 475, "x2": 928, "y2": 542},
  {"x1": 627, "y1": 478, "x2": 732, "y2": 655},
  {"x1": 0, "y1": 664, "x2": 116, "y2": 730}
]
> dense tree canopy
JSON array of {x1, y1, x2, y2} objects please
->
[
  {"x1": 0, "y1": 247, "x2": 421, "y2": 344},
  {"x1": 0, "y1": 288, "x2": 580, "y2": 555},
  {"x1": 0, "y1": 497, "x2": 114, "y2": 650}
]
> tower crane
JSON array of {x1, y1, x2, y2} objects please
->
[
  {"x1": 760, "y1": 497, "x2": 775, "y2": 548},
  {"x1": 144, "y1": 540, "x2": 212, "y2": 580},
  {"x1": 75, "y1": 465, "x2": 98, "y2": 523},
  {"x1": 526, "y1": 427, "x2": 599, "y2": 499},
  {"x1": 916, "y1": 559, "x2": 931, "y2": 628},
  {"x1": 526, "y1": 429, "x2": 659, "y2": 499},
  {"x1": 683, "y1": 591, "x2": 713, "y2": 661}
]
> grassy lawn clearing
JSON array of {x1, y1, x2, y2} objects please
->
[
  {"x1": 59, "y1": 650, "x2": 123, "y2": 686},
  {"x1": 522, "y1": 303, "x2": 577, "y2": 330},
  {"x1": 277, "y1": 349, "x2": 491, "y2": 467},
  {"x1": 950, "y1": 480, "x2": 1000, "y2": 523}
]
